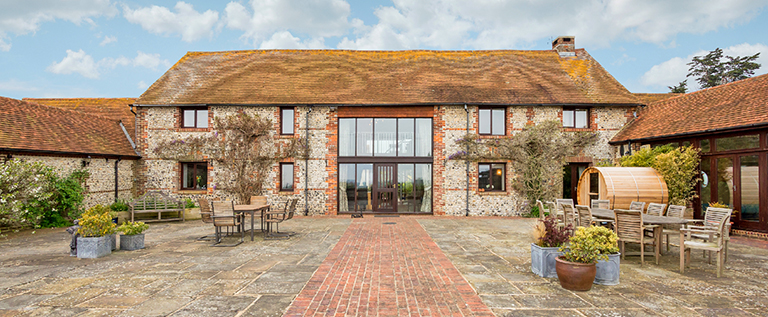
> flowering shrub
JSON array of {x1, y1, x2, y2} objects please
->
[
  {"x1": 532, "y1": 216, "x2": 572, "y2": 248},
  {"x1": 117, "y1": 221, "x2": 149, "y2": 235},
  {"x1": 559, "y1": 226, "x2": 615, "y2": 263},
  {"x1": 77, "y1": 205, "x2": 116, "y2": 237}
]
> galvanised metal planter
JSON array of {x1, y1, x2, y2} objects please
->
[
  {"x1": 77, "y1": 236, "x2": 111, "y2": 258},
  {"x1": 531, "y1": 243, "x2": 563, "y2": 278},
  {"x1": 109, "y1": 234, "x2": 116, "y2": 251},
  {"x1": 119, "y1": 234, "x2": 145, "y2": 251},
  {"x1": 594, "y1": 253, "x2": 621, "y2": 285}
]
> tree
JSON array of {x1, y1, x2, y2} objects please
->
[
  {"x1": 668, "y1": 80, "x2": 688, "y2": 93},
  {"x1": 449, "y1": 120, "x2": 597, "y2": 209},
  {"x1": 687, "y1": 48, "x2": 761, "y2": 89}
]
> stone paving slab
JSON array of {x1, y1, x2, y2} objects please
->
[{"x1": 1, "y1": 216, "x2": 768, "y2": 316}]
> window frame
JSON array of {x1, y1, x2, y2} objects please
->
[
  {"x1": 478, "y1": 162, "x2": 506, "y2": 192},
  {"x1": 280, "y1": 162, "x2": 294, "y2": 192},
  {"x1": 180, "y1": 106, "x2": 209, "y2": 128},
  {"x1": 478, "y1": 107, "x2": 506, "y2": 136},
  {"x1": 338, "y1": 117, "x2": 433, "y2": 158},
  {"x1": 562, "y1": 107, "x2": 589, "y2": 129},
  {"x1": 180, "y1": 162, "x2": 208, "y2": 190},
  {"x1": 280, "y1": 107, "x2": 295, "y2": 135}
]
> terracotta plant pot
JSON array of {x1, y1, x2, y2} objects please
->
[{"x1": 555, "y1": 256, "x2": 596, "y2": 291}]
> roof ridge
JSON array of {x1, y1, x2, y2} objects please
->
[
  {"x1": 184, "y1": 48, "x2": 558, "y2": 55},
  {"x1": 655, "y1": 73, "x2": 768, "y2": 105}
]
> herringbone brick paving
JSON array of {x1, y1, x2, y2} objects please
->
[{"x1": 285, "y1": 217, "x2": 494, "y2": 317}]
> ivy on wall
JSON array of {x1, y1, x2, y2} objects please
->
[
  {"x1": 153, "y1": 111, "x2": 305, "y2": 203},
  {"x1": 449, "y1": 120, "x2": 597, "y2": 209}
]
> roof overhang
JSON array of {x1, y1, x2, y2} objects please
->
[{"x1": 609, "y1": 122, "x2": 768, "y2": 145}]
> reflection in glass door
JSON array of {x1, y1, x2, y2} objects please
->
[
  {"x1": 375, "y1": 164, "x2": 396, "y2": 212},
  {"x1": 740, "y1": 155, "x2": 759, "y2": 222}
]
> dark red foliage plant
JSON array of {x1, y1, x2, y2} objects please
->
[{"x1": 534, "y1": 216, "x2": 572, "y2": 248}]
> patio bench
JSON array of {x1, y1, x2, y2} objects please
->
[{"x1": 130, "y1": 191, "x2": 185, "y2": 222}]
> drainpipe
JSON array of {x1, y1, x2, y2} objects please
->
[
  {"x1": 114, "y1": 157, "x2": 121, "y2": 202},
  {"x1": 305, "y1": 105, "x2": 313, "y2": 216},
  {"x1": 464, "y1": 104, "x2": 470, "y2": 217}
]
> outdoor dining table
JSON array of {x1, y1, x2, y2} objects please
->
[
  {"x1": 591, "y1": 208, "x2": 690, "y2": 258},
  {"x1": 234, "y1": 204, "x2": 270, "y2": 241}
]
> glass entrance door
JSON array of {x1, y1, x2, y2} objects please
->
[
  {"x1": 374, "y1": 164, "x2": 396, "y2": 212},
  {"x1": 701, "y1": 153, "x2": 765, "y2": 231}
]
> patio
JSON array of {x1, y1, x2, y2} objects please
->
[{"x1": 1, "y1": 216, "x2": 767, "y2": 316}]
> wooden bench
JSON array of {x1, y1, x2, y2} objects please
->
[{"x1": 130, "y1": 191, "x2": 185, "y2": 222}]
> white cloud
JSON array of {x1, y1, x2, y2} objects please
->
[
  {"x1": 99, "y1": 35, "x2": 116, "y2": 46},
  {"x1": 0, "y1": 0, "x2": 116, "y2": 51},
  {"x1": 259, "y1": 31, "x2": 325, "y2": 49},
  {"x1": 641, "y1": 43, "x2": 768, "y2": 90},
  {"x1": 224, "y1": 0, "x2": 350, "y2": 46},
  {"x1": 47, "y1": 50, "x2": 171, "y2": 79},
  {"x1": 137, "y1": 81, "x2": 149, "y2": 90},
  {"x1": 46, "y1": 49, "x2": 100, "y2": 79},
  {"x1": 122, "y1": 1, "x2": 219, "y2": 42},
  {"x1": 337, "y1": 0, "x2": 767, "y2": 50},
  {"x1": 0, "y1": 79, "x2": 39, "y2": 92}
]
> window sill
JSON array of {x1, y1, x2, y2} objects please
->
[
  {"x1": 477, "y1": 190, "x2": 507, "y2": 196},
  {"x1": 477, "y1": 134, "x2": 507, "y2": 138},
  {"x1": 176, "y1": 128, "x2": 210, "y2": 132},
  {"x1": 278, "y1": 190, "x2": 295, "y2": 195},
  {"x1": 179, "y1": 189, "x2": 208, "y2": 194},
  {"x1": 562, "y1": 127, "x2": 595, "y2": 132}
]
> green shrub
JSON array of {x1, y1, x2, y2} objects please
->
[
  {"x1": 619, "y1": 145, "x2": 700, "y2": 205},
  {"x1": 559, "y1": 226, "x2": 613, "y2": 263},
  {"x1": 117, "y1": 221, "x2": 149, "y2": 235},
  {"x1": 0, "y1": 160, "x2": 55, "y2": 230},
  {"x1": 183, "y1": 198, "x2": 196, "y2": 209},
  {"x1": 77, "y1": 204, "x2": 116, "y2": 237},
  {"x1": 109, "y1": 199, "x2": 130, "y2": 212}
]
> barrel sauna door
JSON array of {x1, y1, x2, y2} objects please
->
[{"x1": 374, "y1": 164, "x2": 396, "y2": 212}]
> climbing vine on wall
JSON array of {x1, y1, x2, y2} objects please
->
[
  {"x1": 449, "y1": 120, "x2": 598, "y2": 208},
  {"x1": 153, "y1": 111, "x2": 305, "y2": 203}
]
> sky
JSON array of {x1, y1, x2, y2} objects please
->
[{"x1": 1, "y1": 0, "x2": 768, "y2": 100}]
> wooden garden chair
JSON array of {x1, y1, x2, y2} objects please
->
[
  {"x1": 576, "y1": 204, "x2": 613, "y2": 229},
  {"x1": 590, "y1": 199, "x2": 610, "y2": 209},
  {"x1": 646, "y1": 203, "x2": 667, "y2": 216},
  {"x1": 265, "y1": 198, "x2": 298, "y2": 240},
  {"x1": 689, "y1": 207, "x2": 732, "y2": 263},
  {"x1": 211, "y1": 201, "x2": 243, "y2": 247},
  {"x1": 629, "y1": 201, "x2": 646, "y2": 213},
  {"x1": 663, "y1": 204, "x2": 687, "y2": 251},
  {"x1": 679, "y1": 211, "x2": 730, "y2": 277},
  {"x1": 536, "y1": 200, "x2": 548, "y2": 221},
  {"x1": 562, "y1": 203, "x2": 578, "y2": 231},
  {"x1": 614, "y1": 209, "x2": 659, "y2": 265},
  {"x1": 196, "y1": 198, "x2": 214, "y2": 241}
]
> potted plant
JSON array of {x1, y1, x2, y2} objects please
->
[
  {"x1": 556, "y1": 226, "x2": 608, "y2": 291},
  {"x1": 76, "y1": 205, "x2": 117, "y2": 258},
  {"x1": 109, "y1": 199, "x2": 130, "y2": 224},
  {"x1": 117, "y1": 221, "x2": 149, "y2": 251},
  {"x1": 182, "y1": 198, "x2": 201, "y2": 220},
  {"x1": 590, "y1": 226, "x2": 620, "y2": 285},
  {"x1": 531, "y1": 216, "x2": 572, "y2": 278}
]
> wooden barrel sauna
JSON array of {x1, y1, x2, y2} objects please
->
[{"x1": 576, "y1": 167, "x2": 668, "y2": 210}]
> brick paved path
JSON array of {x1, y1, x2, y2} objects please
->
[{"x1": 284, "y1": 217, "x2": 495, "y2": 317}]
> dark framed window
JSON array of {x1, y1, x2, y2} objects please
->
[
  {"x1": 478, "y1": 163, "x2": 505, "y2": 192},
  {"x1": 281, "y1": 107, "x2": 295, "y2": 135},
  {"x1": 280, "y1": 163, "x2": 294, "y2": 191},
  {"x1": 181, "y1": 107, "x2": 208, "y2": 128},
  {"x1": 181, "y1": 162, "x2": 207, "y2": 190},
  {"x1": 478, "y1": 107, "x2": 505, "y2": 135},
  {"x1": 562, "y1": 108, "x2": 589, "y2": 128}
]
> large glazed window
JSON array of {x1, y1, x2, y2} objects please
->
[
  {"x1": 563, "y1": 108, "x2": 588, "y2": 129},
  {"x1": 339, "y1": 118, "x2": 432, "y2": 157}
]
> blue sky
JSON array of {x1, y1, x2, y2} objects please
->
[{"x1": 1, "y1": 0, "x2": 767, "y2": 99}]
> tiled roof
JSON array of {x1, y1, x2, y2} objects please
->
[
  {"x1": 23, "y1": 98, "x2": 136, "y2": 140},
  {"x1": 0, "y1": 97, "x2": 139, "y2": 157},
  {"x1": 632, "y1": 93, "x2": 679, "y2": 105},
  {"x1": 611, "y1": 74, "x2": 768, "y2": 143},
  {"x1": 137, "y1": 49, "x2": 641, "y2": 106}
]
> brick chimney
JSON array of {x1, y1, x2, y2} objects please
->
[{"x1": 552, "y1": 36, "x2": 575, "y2": 56}]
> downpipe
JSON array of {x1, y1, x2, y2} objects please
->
[{"x1": 464, "y1": 104, "x2": 470, "y2": 217}]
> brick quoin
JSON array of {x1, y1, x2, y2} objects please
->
[{"x1": 325, "y1": 109, "x2": 339, "y2": 215}]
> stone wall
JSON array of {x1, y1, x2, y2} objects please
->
[
  {"x1": 137, "y1": 104, "x2": 633, "y2": 217},
  {"x1": 13, "y1": 154, "x2": 136, "y2": 208}
]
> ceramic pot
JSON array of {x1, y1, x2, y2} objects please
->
[{"x1": 555, "y1": 256, "x2": 596, "y2": 291}]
